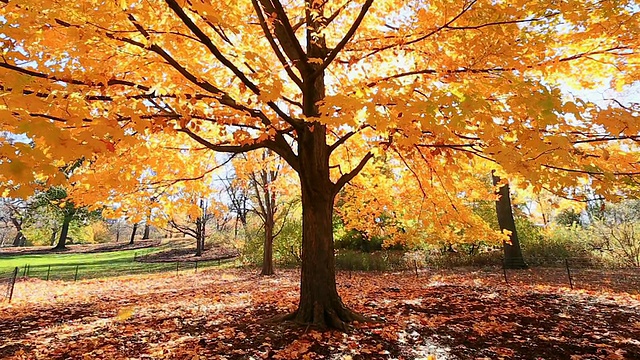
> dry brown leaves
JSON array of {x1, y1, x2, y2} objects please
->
[{"x1": 1, "y1": 267, "x2": 639, "y2": 359}]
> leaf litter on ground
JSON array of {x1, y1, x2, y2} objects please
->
[{"x1": 0, "y1": 267, "x2": 639, "y2": 359}]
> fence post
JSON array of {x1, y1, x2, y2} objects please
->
[
  {"x1": 565, "y1": 258, "x2": 573, "y2": 289},
  {"x1": 74, "y1": 265, "x2": 79, "y2": 282},
  {"x1": 7, "y1": 267, "x2": 18, "y2": 303},
  {"x1": 25, "y1": 264, "x2": 30, "y2": 278},
  {"x1": 46, "y1": 265, "x2": 51, "y2": 281},
  {"x1": 195, "y1": 261, "x2": 198, "y2": 273},
  {"x1": 22, "y1": 264, "x2": 27, "y2": 277}
]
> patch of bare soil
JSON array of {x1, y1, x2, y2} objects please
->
[
  {"x1": 0, "y1": 240, "x2": 161, "y2": 257},
  {"x1": 135, "y1": 244, "x2": 239, "y2": 263}
]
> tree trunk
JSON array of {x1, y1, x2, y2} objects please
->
[
  {"x1": 283, "y1": 123, "x2": 363, "y2": 330},
  {"x1": 195, "y1": 234, "x2": 203, "y2": 256},
  {"x1": 12, "y1": 232, "x2": 26, "y2": 247},
  {"x1": 54, "y1": 216, "x2": 71, "y2": 250},
  {"x1": 492, "y1": 172, "x2": 528, "y2": 269},
  {"x1": 130, "y1": 223, "x2": 138, "y2": 245},
  {"x1": 142, "y1": 224, "x2": 151, "y2": 239},
  {"x1": 49, "y1": 228, "x2": 58, "y2": 246},
  {"x1": 261, "y1": 218, "x2": 275, "y2": 276},
  {"x1": 11, "y1": 217, "x2": 25, "y2": 247}
]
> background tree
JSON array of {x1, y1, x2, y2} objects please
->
[
  {"x1": 0, "y1": 198, "x2": 28, "y2": 247},
  {"x1": 492, "y1": 172, "x2": 528, "y2": 269},
  {"x1": 234, "y1": 150, "x2": 300, "y2": 275},
  {"x1": 31, "y1": 187, "x2": 101, "y2": 250}
]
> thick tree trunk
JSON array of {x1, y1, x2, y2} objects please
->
[
  {"x1": 142, "y1": 224, "x2": 151, "y2": 240},
  {"x1": 283, "y1": 124, "x2": 364, "y2": 330},
  {"x1": 492, "y1": 172, "x2": 528, "y2": 269},
  {"x1": 261, "y1": 219, "x2": 275, "y2": 276},
  {"x1": 130, "y1": 223, "x2": 138, "y2": 245},
  {"x1": 54, "y1": 216, "x2": 71, "y2": 250}
]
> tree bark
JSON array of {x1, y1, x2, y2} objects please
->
[
  {"x1": 142, "y1": 224, "x2": 151, "y2": 240},
  {"x1": 282, "y1": 123, "x2": 364, "y2": 330},
  {"x1": 54, "y1": 216, "x2": 71, "y2": 250},
  {"x1": 12, "y1": 232, "x2": 26, "y2": 247},
  {"x1": 49, "y1": 228, "x2": 58, "y2": 246},
  {"x1": 261, "y1": 218, "x2": 275, "y2": 275},
  {"x1": 11, "y1": 217, "x2": 25, "y2": 247},
  {"x1": 129, "y1": 223, "x2": 138, "y2": 245},
  {"x1": 492, "y1": 172, "x2": 528, "y2": 269}
]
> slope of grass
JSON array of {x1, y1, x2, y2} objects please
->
[{"x1": 0, "y1": 240, "x2": 233, "y2": 281}]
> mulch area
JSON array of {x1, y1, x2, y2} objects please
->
[
  {"x1": 0, "y1": 240, "x2": 160, "y2": 257},
  {"x1": 134, "y1": 244, "x2": 239, "y2": 263},
  {"x1": 1, "y1": 268, "x2": 638, "y2": 359}
]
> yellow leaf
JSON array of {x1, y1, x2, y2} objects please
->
[{"x1": 116, "y1": 306, "x2": 135, "y2": 321}]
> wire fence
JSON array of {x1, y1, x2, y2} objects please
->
[
  {"x1": 7, "y1": 256, "x2": 236, "y2": 283},
  {"x1": 335, "y1": 253, "x2": 640, "y2": 293}
]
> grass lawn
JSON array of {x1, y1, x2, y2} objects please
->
[{"x1": 0, "y1": 241, "x2": 234, "y2": 281}]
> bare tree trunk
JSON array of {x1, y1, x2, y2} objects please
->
[
  {"x1": 261, "y1": 218, "x2": 275, "y2": 275},
  {"x1": 283, "y1": 122, "x2": 364, "y2": 330},
  {"x1": 12, "y1": 232, "x2": 26, "y2": 247},
  {"x1": 492, "y1": 172, "x2": 528, "y2": 269},
  {"x1": 129, "y1": 223, "x2": 138, "y2": 245}
]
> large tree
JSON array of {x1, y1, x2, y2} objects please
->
[{"x1": 1, "y1": 0, "x2": 639, "y2": 329}]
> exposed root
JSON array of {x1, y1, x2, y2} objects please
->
[{"x1": 265, "y1": 303, "x2": 376, "y2": 331}]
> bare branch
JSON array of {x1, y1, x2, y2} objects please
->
[
  {"x1": 251, "y1": 0, "x2": 303, "y2": 88},
  {"x1": 333, "y1": 152, "x2": 374, "y2": 195},
  {"x1": 312, "y1": 0, "x2": 373, "y2": 79}
]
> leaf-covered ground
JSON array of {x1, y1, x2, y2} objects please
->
[{"x1": 1, "y1": 268, "x2": 639, "y2": 359}]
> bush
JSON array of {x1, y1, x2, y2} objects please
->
[
  {"x1": 424, "y1": 250, "x2": 504, "y2": 268},
  {"x1": 587, "y1": 200, "x2": 640, "y2": 268},
  {"x1": 89, "y1": 221, "x2": 112, "y2": 243},
  {"x1": 335, "y1": 250, "x2": 406, "y2": 271},
  {"x1": 232, "y1": 218, "x2": 303, "y2": 269},
  {"x1": 521, "y1": 225, "x2": 588, "y2": 263}
]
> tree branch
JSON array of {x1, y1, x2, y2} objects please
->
[
  {"x1": 333, "y1": 152, "x2": 374, "y2": 195},
  {"x1": 251, "y1": 0, "x2": 303, "y2": 88},
  {"x1": 312, "y1": 0, "x2": 373, "y2": 79}
]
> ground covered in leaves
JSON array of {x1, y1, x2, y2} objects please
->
[{"x1": 1, "y1": 267, "x2": 639, "y2": 359}]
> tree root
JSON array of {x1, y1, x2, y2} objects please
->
[{"x1": 265, "y1": 302, "x2": 375, "y2": 331}]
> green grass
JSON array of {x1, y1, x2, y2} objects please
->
[{"x1": 0, "y1": 242, "x2": 234, "y2": 281}]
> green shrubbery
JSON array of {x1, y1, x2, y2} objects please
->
[{"x1": 232, "y1": 218, "x2": 303, "y2": 269}]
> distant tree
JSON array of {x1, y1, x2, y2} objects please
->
[
  {"x1": 492, "y1": 172, "x2": 528, "y2": 269},
  {"x1": 31, "y1": 187, "x2": 101, "y2": 250},
  {"x1": 167, "y1": 199, "x2": 213, "y2": 256},
  {"x1": 129, "y1": 222, "x2": 139, "y2": 245},
  {"x1": 0, "y1": 199, "x2": 28, "y2": 246}
]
